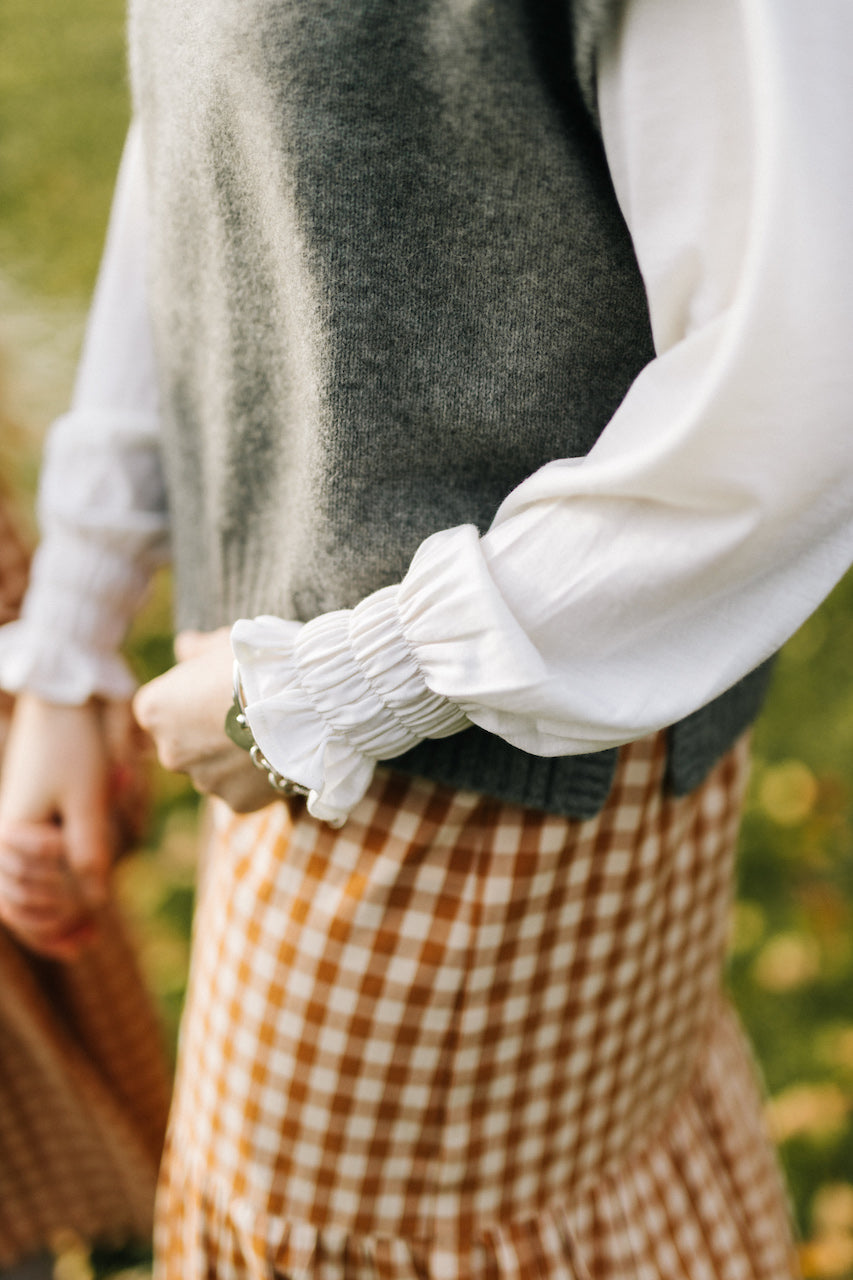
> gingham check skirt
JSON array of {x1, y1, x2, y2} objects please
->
[
  {"x1": 157, "y1": 730, "x2": 797, "y2": 1279},
  {"x1": 0, "y1": 491, "x2": 172, "y2": 1266}
]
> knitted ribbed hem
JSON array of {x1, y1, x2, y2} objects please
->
[
  {"x1": 666, "y1": 657, "x2": 776, "y2": 795},
  {"x1": 390, "y1": 663, "x2": 775, "y2": 819},
  {"x1": 390, "y1": 728, "x2": 620, "y2": 819}
]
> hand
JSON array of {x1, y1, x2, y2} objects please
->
[
  {"x1": 0, "y1": 695, "x2": 114, "y2": 959},
  {"x1": 0, "y1": 821, "x2": 97, "y2": 959},
  {"x1": 133, "y1": 628, "x2": 276, "y2": 813}
]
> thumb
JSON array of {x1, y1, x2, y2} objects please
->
[{"x1": 62, "y1": 789, "x2": 113, "y2": 909}]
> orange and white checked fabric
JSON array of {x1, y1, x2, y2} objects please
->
[
  {"x1": 157, "y1": 732, "x2": 798, "y2": 1279},
  {"x1": 0, "y1": 909, "x2": 172, "y2": 1265},
  {"x1": 0, "y1": 490, "x2": 172, "y2": 1267}
]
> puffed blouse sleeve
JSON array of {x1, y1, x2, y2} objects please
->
[
  {"x1": 233, "y1": 0, "x2": 853, "y2": 825},
  {"x1": 0, "y1": 120, "x2": 169, "y2": 704}
]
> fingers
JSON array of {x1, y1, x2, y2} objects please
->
[
  {"x1": 0, "y1": 822, "x2": 66, "y2": 905},
  {"x1": 0, "y1": 697, "x2": 116, "y2": 953},
  {"x1": 133, "y1": 629, "x2": 235, "y2": 772},
  {"x1": 0, "y1": 819, "x2": 65, "y2": 863},
  {"x1": 133, "y1": 631, "x2": 273, "y2": 810},
  {"x1": 0, "y1": 821, "x2": 97, "y2": 960},
  {"x1": 0, "y1": 869, "x2": 72, "y2": 917},
  {"x1": 133, "y1": 675, "x2": 188, "y2": 771}
]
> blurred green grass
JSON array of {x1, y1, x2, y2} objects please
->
[
  {"x1": 2, "y1": 2, "x2": 852, "y2": 1276},
  {"x1": 0, "y1": 0, "x2": 129, "y2": 297}
]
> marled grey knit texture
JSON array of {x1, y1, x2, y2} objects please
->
[{"x1": 129, "y1": 0, "x2": 774, "y2": 816}]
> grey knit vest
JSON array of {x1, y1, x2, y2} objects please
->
[{"x1": 129, "y1": 0, "x2": 774, "y2": 817}]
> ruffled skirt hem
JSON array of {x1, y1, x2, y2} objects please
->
[{"x1": 155, "y1": 1002, "x2": 798, "y2": 1280}]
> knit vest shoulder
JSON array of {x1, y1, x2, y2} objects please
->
[{"x1": 128, "y1": 0, "x2": 774, "y2": 817}]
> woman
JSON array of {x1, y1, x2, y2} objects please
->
[{"x1": 1, "y1": 0, "x2": 852, "y2": 1275}]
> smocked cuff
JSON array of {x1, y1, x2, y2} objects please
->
[
  {"x1": 231, "y1": 587, "x2": 469, "y2": 824},
  {"x1": 0, "y1": 535, "x2": 152, "y2": 703},
  {"x1": 0, "y1": 620, "x2": 137, "y2": 703}
]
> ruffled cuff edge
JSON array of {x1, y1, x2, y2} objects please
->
[
  {"x1": 0, "y1": 619, "x2": 137, "y2": 703},
  {"x1": 231, "y1": 588, "x2": 468, "y2": 824}
]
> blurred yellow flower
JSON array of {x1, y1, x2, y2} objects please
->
[
  {"x1": 766, "y1": 1083, "x2": 851, "y2": 1145},
  {"x1": 758, "y1": 759, "x2": 819, "y2": 826},
  {"x1": 752, "y1": 931, "x2": 821, "y2": 992},
  {"x1": 800, "y1": 1183, "x2": 853, "y2": 1278},
  {"x1": 800, "y1": 1233, "x2": 853, "y2": 1279}
]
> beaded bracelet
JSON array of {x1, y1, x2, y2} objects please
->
[{"x1": 224, "y1": 660, "x2": 310, "y2": 798}]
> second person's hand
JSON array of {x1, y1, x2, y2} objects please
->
[{"x1": 0, "y1": 694, "x2": 114, "y2": 959}]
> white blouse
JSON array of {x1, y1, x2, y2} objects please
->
[{"x1": 2, "y1": 0, "x2": 853, "y2": 824}]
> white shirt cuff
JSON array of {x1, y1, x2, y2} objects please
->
[
  {"x1": 231, "y1": 587, "x2": 469, "y2": 824},
  {"x1": 0, "y1": 533, "x2": 154, "y2": 703}
]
